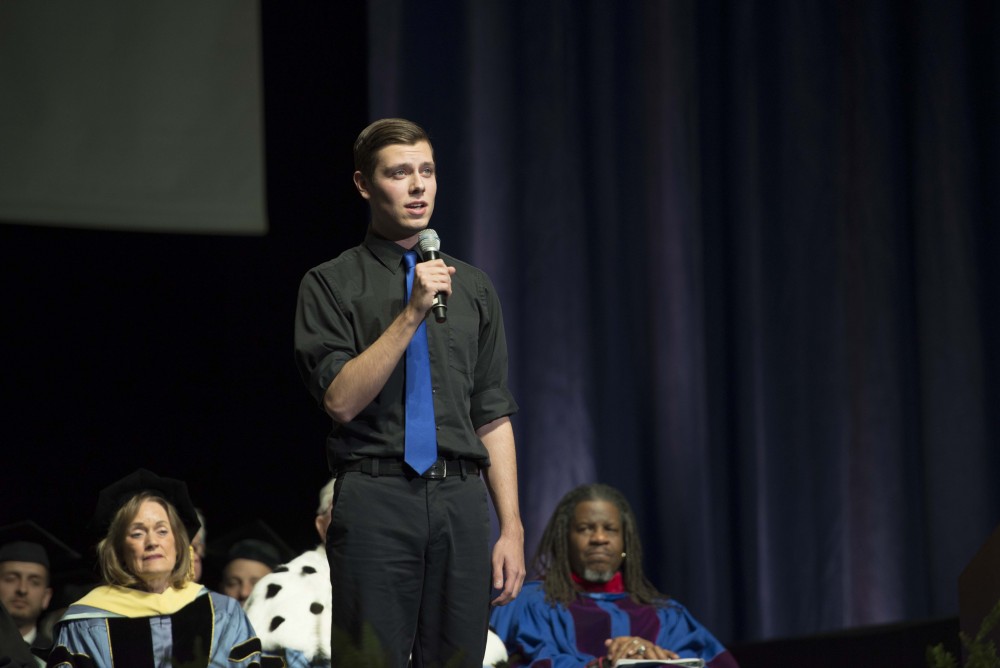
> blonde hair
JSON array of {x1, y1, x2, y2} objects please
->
[{"x1": 97, "y1": 492, "x2": 192, "y2": 590}]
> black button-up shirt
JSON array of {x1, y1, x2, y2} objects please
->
[{"x1": 294, "y1": 228, "x2": 518, "y2": 469}]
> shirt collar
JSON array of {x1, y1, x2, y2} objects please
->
[{"x1": 364, "y1": 226, "x2": 417, "y2": 273}]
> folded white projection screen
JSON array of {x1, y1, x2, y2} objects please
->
[{"x1": 0, "y1": 1, "x2": 267, "y2": 235}]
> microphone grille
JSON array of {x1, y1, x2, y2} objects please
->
[{"x1": 418, "y1": 229, "x2": 441, "y2": 254}]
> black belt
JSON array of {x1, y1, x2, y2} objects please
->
[{"x1": 336, "y1": 457, "x2": 481, "y2": 479}]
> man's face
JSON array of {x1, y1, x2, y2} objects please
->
[
  {"x1": 220, "y1": 559, "x2": 272, "y2": 604},
  {"x1": 354, "y1": 141, "x2": 436, "y2": 243},
  {"x1": 567, "y1": 500, "x2": 625, "y2": 583},
  {"x1": 191, "y1": 530, "x2": 206, "y2": 583},
  {"x1": 0, "y1": 561, "x2": 52, "y2": 630}
]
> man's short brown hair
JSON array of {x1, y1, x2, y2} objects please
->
[{"x1": 354, "y1": 118, "x2": 432, "y2": 182}]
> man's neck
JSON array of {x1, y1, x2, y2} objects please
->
[
  {"x1": 368, "y1": 222, "x2": 422, "y2": 249},
  {"x1": 20, "y1": 624, "x2": 38, "y2": 643}
]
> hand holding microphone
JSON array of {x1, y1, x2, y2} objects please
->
[{"x1": 417, "y1": 229, "x2": 449, "y2": 323}]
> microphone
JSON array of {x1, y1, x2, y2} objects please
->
[{"x1": 417, "y1": 228, "x2": 447, "y2": 323}]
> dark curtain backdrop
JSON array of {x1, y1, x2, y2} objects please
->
[{"x1": 366, "y1": 0, "x2": 999, "y2": 643}]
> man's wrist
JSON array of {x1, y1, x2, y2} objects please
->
[{"x1": 497, "y1": 522, "x2": 524, "y2": 540}]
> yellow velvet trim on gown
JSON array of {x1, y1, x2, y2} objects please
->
[{"x1": 74, "y1": 581, "x2": 204, "y2": 618}]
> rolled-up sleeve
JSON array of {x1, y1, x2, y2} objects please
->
[
  {"x1": 469, "y1": 272, "x2": 518, "y2": 429},
  {"x1": 294, "y1": 267, "x2": 356, "y2": 407}
]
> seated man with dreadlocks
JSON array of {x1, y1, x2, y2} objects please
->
[{"x1": 490, "y1": 484, "x2": 738, "y2": 668}]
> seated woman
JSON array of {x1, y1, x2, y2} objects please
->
[
  {"x1": 490, "y1": 483, "x2": 738, "y2": 668},
  {"x1": 47, "y1": 469, "x2": 263, "y2": 668}
]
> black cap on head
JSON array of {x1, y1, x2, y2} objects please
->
[
  {"x1": 93, "y1": 469, "x2": 201, "y2": 539},
  {"x1": 0, "y1": 541, "x2": 48, "y2": 568},
  {"x1": 209, "y1": 519, "x2": 296, "y2": 573},
  {"x1": 226, "y1": 539, "x2": 282, "y2": 570},
  {"x1": 0, "y1": 521, "x2": 81, "y2": 573}
]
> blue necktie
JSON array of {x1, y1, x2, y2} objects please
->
[{"x1": 403, "y1": 251, "x2": 438, "y2": 475}]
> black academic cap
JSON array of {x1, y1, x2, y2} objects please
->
[
  {"x1": 210, "y1": 519, "x2": 296, "y2": 571},
  {"x1": 92, "y1": 469, "x2": 201, "y2": 540},
  {"x1": 227, "y1": 539, "x2": 282, "y2": 570},
  {"x1": 0, "y1": 521, "x2": 81, "y2": 572}
]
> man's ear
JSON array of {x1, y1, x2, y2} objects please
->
[
  {"x1": 42, "y1": 586, "x2": 53, "y2": 610},
  {"x1": 353, "y1": 171, "x2": 371, "y2": 200},
  {"x1": 314, "y1": 511, "x2": 332, "y2": 544}
]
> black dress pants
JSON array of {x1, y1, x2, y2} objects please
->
[{"x1": 327, "y1": 471, "x2": 491, "y2": 668}]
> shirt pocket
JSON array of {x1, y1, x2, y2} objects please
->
[{"x1": 447, "y1": 312, "x2": 479, "y2": 375}]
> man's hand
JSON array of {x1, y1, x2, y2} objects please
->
[
  {"x1": 604, "y1": 636, "x2": 679, "y2": 664},
  {"x1": 410, "y1": 258, "x2": 455, "y2": 313},
  {"x1": 489, "y1": 531, "x2": 525, "y2": 606},
  {"x1": 479, "y1": 416, "x2": 524, "y2": 606}
]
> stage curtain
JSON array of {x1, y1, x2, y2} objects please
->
[{"x1": 366, "y1": 0, "x2": 999, "y2": 642}]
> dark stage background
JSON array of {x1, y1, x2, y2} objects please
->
[{"x1": 3, "y1": 0, "x2": 999, "y2": 649}]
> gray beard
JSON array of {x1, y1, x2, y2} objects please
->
[{"x1": 581, "y1": 568, "x2": 615, "y2": 583}]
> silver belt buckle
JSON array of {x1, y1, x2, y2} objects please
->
[{"x1": 423, "y1": 459, "x2": 447, "y2": 479}]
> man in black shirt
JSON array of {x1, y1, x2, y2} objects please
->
[{"x1": 294, "y1": 118, "x2": 525, "y2": 668}]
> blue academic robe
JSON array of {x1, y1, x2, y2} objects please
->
[
  {"x1": 489, "y1": 581, "x2": 738, "y2": 668},
  {"x1": 47, "y1": 583, "x2": 262, "y2": 668}
]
